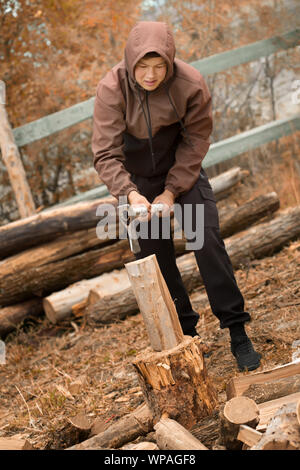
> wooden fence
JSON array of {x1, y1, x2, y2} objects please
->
[{"x1": 1, "y1": 29, "x2": 300, "y2": 216}]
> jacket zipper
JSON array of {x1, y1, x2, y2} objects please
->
[{"x1": 145, "y1": 91, "x2": 156, "y2": 173}]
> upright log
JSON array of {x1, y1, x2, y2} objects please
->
[
  {"x1": 0, "y1": 102, "x2": 35, "y2": 218},
  {"x1": 126, "y1": 254, "x2": 218, "y2": 430},
  {"x1": 125, "y1": 255, "x2": 184, "y2": 351}
]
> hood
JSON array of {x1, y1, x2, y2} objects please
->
[{"x1": 124, "y1": 21, "x2": 176, "y2": 89}]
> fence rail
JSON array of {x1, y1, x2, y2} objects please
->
[
  {"x1": 2, "y1": 29, "x2": 300, "y2": 216},
  {"x1": 12, "y1": 28, "x2": 300, "y2": 149}
]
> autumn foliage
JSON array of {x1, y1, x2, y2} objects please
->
[{"x1": 0, "y1": 0, "x2": 299, "y2": 221}]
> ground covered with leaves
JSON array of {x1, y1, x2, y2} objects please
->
[{"x1": 0, "y1": 234, "x2": 299, "y2": 449}]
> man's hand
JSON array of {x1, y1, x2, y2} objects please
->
[
  {"x1": 128, "y1": 190, "x2": 152, "y2": 220},
  {"x1": 152, "y1": 189, "x2": 175, "y2": 217}
]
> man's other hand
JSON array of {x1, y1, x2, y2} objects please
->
[{"x1": 152, "y1": 189, "x2": 175, "y2": 217}]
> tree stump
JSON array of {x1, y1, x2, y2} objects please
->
[
  {"x1": 132, "y1": 336, "x2": 218, "y2": 430},
  {"x1": 219, "y1": 396, "x2": 260, "y2": 450}
]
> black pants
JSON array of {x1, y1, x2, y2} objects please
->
[{"x1": 130, "y1": 169, "x2": 251, "y2": 335}]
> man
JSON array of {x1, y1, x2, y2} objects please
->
[{"x1": 92, "y1": 21, "x2": 261, "y2": 371}]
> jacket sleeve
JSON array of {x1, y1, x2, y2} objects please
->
[
  {"x1": 164, "y1": 75, "x2": 213, "y2": 198},
  {"x1": 91, "y1": 79, "x2": 138, "y2": 200}
]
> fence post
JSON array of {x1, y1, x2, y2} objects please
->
[{"x1": 0, "y1": 99, "x2": 36, "y2": 219}]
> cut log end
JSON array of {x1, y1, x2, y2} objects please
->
[
  {"x1": 223, "y1": 396, "x2": 260, "y2": 425},
  {"x1": 219, "y1": 396, "x2": 260, "y2": 450},
  {"x1": 42, "y1": 298, "x2": 57, "y2": 324}
]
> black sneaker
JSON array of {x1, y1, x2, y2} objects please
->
[{"x1": 231, "y1": 336, "x2": 261, "y2": 372}]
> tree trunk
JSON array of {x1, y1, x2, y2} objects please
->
[
  {"x1": 154, "y1": 417, "x2": 208, "y2": 450},
  {"x1": 219, "y1": 396, "x2": 260, "y2": 450},
  {"x1": 243, "y1": 375, "x2": 300, "y2": 404},
  {"x1": 66, "y1": 403, "x2": 153, "y2": 450},
  {"x1": 82, "y1": 205, "x2": 300, "y2": 326},
  {"x1": 219, "y1": 191, "x2": 279, "y2": 238},
  {"x1": 210, "y1": 167, "x2": 248, "y2": 201},
  {"x1": 251, "y1": 402, "x2": 300, "y2": 450},
  {"x1": 43, "y1": 269, "x2": 130, "y2": 323},
  {"x1": 0, "y1": 191, "x2": 283, "y2": 307},
  {"x1": 0, "y1": 166, "x2": 246, "y2": 259},
  {"x1": 0, "y1": 238, "x2": 134, "y2": 306},
  {"x1": 132, "y1": 336, "x2": 218, "y2": 430},
  {"x1": 0, "y1": 102, "x2": 35, "y2": 219},
  {"x1": 0, "y1": 197, "x2": 116, "y2": 259},
  {"x1": 226, "y1": 361, "x2": 300, "y2": 400},
  {"x1": 0, "y1": 298, "x2": 44, "y2": 338}
]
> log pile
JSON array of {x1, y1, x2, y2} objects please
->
[
  {"x1": 0, "y1": 161, "x2": 300, "y2": 335},
  {"x1": 64, "y1": 359, "x2": 300, "y2": 451}
]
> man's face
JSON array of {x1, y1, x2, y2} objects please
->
[{"x1": 134, "y1": 56, "x2": 167, "y2": 91}]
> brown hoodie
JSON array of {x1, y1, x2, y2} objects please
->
[{"x1": 92, "y1": 21, "x2": 213, "y2": 200}]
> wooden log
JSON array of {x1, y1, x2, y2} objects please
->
[
  {"x1": 0, "y1": 190, "x2": 280, "y2": 308},
  {"x1": 243, "y1": 375, "x2": 300, "y2": 404},
  {"x1": 121, "y1": 441, "x2": 159, "y2": 450},
  {"x1": 85, "y1": 286, "x2": 138, "y2": 324},
  {"x1": 42, "y1": 192, "x2": 278, "y2": 322},
  {"x1": 0, "y1": 167, "x2": 252, "y2": 265},
  {"x1": 132, "y1": 337, "x2": 218, "y2": 430},
  {"x1": 66, "y1": 403, "x2": 153, "y2": 450},
  {"x1": 237, "y1": 424, "x2": 263, "y2": 448},
  {"x1": 0, "y1": 166, "x2": 244, "y2": 258},
  {"x1": 43, "y1": 269, "x2": 130, "y2": 323},
  {"x1": 297, "y1": 398, "x2": 300, "y2": 425},
  {"x1": 251, "y1": 402, "x2": 300, "y2": 450},
  {"x1": 210, "y1": 167, "x2": 248, "y2": 201},
  {"x1": 154, "y1": 417, "x2": 208, "y2": 450},
  {"x1": 219, "y1": 397, "x2": 260, "y2": 450},
  {"x1": 82, "y1": 204, "x2": 299, "y2": 325},
  {"x1": 257, "y1": 391, "x2": 300, "y2": 431},
  {"x1": 0, "y1": 197, "x2": 116, "y2": 259},
  {"x1": 0, "y1": 436, "x2": 34, "y2": 450},
  {"x1": 0, "y1": 238, "x2": 134, "y2": 306},
  {"x1": 0, "y1": 298, "x2": 44, "y2": 339},
  {"x1": 226, "y1": 361, "x2": 300, "y2": 400},
  {"x1": 125, "y1": 255, "x2": 184, "y2": 351},
  {"x1": 218, "y1": 191, "x2": 279, "y2": 238},
  {"x1": 0, "y1": 102, "x2": 35, "y2": 219}
]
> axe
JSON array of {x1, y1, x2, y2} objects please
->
[{"x1": 118, "y1": 203, "x2": 164, "y2": 254}]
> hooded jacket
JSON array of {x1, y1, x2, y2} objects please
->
[{"x1": 92, "y1": 21, "x2": 213, "y2": 200}]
